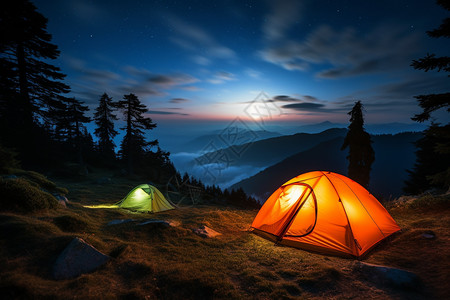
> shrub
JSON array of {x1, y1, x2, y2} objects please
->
[{"x1": 0, "y1": 178, "x2": 59, "y2": 213}]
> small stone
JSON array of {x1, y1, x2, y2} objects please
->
[
  {"x1": 192, "y1": 225, "x2": 222, "y2": 238},
  {"x1": 422, "y1": 230, "x2": 436, "y2": 239},
  {"x1": 54, "y1": 194, "x2": 69, "y2": 207}
]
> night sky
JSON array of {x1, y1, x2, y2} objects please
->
[{"x1": 33, "y1": 0, "x2": 449, "y2": 144}]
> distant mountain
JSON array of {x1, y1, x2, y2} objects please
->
[
  {"x1": 295, "y1": 121, "x2": 346, "y2": 133},
  {"x1": 366, "y1": 122, "x2": 426, "y2": 134},
  {"x1": 231, "y1": 132, "x2": 421, "y2": 200},
  {"x1": 291, "y1": 121, "x2": 426, "y2": 135},
  {"x1": 195, "y1": 128, "x2": 348, "y2": 168},
  {"x1": 181, "y1": 128, "x2": 282, "y2": 153}
]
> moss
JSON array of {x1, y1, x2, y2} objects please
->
[
  {"x1": 0, "y1": 178, "x2": 58, "y2": 213},
  {"x1": 408, "y1": 194, "x2": 450, "y2": 210},
  {"x1": 53, "y1": 214, "x2": 90, "y2": 232}
]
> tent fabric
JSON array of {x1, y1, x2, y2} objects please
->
[
  {"x1": 115, "y1": 184, "x2": 175, "y2": 213},
  {"x1": 251, "y1": 171, "x2": 400, "y2": 258},
  {"x1": 85, "y1": 184, "x2": 175, "y2": 213}
]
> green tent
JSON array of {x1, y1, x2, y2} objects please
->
[{"x1": 85, "y1": 184, "x2": 175, "y2": 213}]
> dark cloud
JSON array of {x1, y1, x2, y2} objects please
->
[
  {"x1": 272, "y1": 95, "x2": 320, "y2": 103},
  {"x1": 261, "y1": 24, "x2": 421, "y2": 78},
  {"x1": 118, "y1": 84, "x2": 162, "y2": 98},
  {"x1": 168, "y1": 16, "x2": 236, "y2": 64},
  {"x1": 149, "y1": 75, "x2": 172, "y2": 84},
  {"x1": 148, "y1": 73, "x2": 199, "y2": 87},
  {"x1": 170, "y1": 98, "x2": 190, "y2": 103},
  {"x1": 282, "y1": 103, "x2": 326, "y2": 111},
  {"x1": 147, "y1": 110, "x2": 189, "y2": 116},
  {"x1": 263, "y1": 0, "x2": 303, "y2": 42},
  {"x1": 273, "y1": 95, "x2": 300, "y2": 102}
]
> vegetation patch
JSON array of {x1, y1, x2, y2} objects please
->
[
  {"x1": 53, "y1": 214, "x2": 91, "y2": 232},
  {"x1": 0, "y1": 178, "x2": 58, "y2": 213}
]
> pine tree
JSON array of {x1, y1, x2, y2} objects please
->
[
  {"x1": 63, "y1": 97, "x2": 91, "y2": 164},
  {"x1": 0, "y1": 0, "x2": 70, "y2": 134},
  {"x1": 341, "y1": 101, "x2": 375, "y2": 188},
  {"x1": 117, "y1": 93, "x2": 157, "y2": 173},
  {"x1": 0, "y1": 0, "x2": 70, "y2": 165},
  {"x1": 93, "y1": 93, "x2": 118, "y2": 161},
  {"x1": 405, "y1": 0, "x2": 450, "y2": 193}
]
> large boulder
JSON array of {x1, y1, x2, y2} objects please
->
[
  {"x1": 53, "y1": 237, "x2": 110, "y2": 280},
  {"x1": 354, "y1": 262, "x2": 420, "y2": 289}
]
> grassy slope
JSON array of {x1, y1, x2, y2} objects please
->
[{"x1": 0, "y1": 175, "x2": 448, "y2": 299}]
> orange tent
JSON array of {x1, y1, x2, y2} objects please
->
[{"x1": 251, "y1": 171, "x2": 400, "y2": 258}]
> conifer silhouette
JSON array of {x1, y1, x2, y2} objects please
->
[{"x1": 341, "y1": 101, "x2": 375, "y2": 188}]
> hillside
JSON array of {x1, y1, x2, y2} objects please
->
[
  {"x1": 232, "y1": 132, "x2": 421, "y2": 200},
  {"x1": 0, "y1": 174, "x2": 448, "y2": 299},
  {"x1": 181, "y1": 129, "x2": 283, "y2": 153},
  {"x1": 195, "y1": 128, "x2": 347, "y2": 168}
]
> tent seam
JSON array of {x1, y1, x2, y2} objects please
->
[
  {"x1": 332, "y1": 174, "x2": 386, "y2": 238},
  {"x1": 320, "y1": 171, "x2": 360, "y2": 256}
]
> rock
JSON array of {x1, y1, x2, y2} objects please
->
[
  {"x1": 107, "y1": 219, "x2": 135, "y2": 226},
  {"x1": 422, "y1": 230, "x2": 436, "y2": 239},
  {"x1": 192, "y1": 225, "x2": 222, "y2": 238},
  {"x1": 354, "y1": 262, "x2": 420, "y2": 289},
  {"x1": 168, "y1": 220, "x2": 181, "y2": 227},
  {"x1": 54, "y1": 194, "x2": 69, "y2": 207},
  {"x1": 53, "y1": 237, "x2": 110, "y2": 280},
  {"x1": 138, "y1": 219, "x2": 170, "y2": 226},
  {"x1": 393, "y1": 196, "x2": 416, "y2": 207}
]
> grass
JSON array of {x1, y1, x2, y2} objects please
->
[{"x1": 0, "y1": 172, "x2": 448, "y2": 299}]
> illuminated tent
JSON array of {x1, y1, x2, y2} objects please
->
[
  {"x1": 85, "y1": 184, "x2": 175, "y2": 213},
  {"x1": 251, "y1": 171, "x2": 400, "y2": 258},
  {"x1": 115, "y1": 184, "x2": 174, "y2": 212}
]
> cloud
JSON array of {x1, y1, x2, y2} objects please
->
[
  {"x1": 168, "y1": 16, "x2": 236, "y2": 64},
  {"x1": 342, "y1": 74, "x2": 450, "y2": 111},
  {"x1": 180, "y1": 86, "x2": 202, "y2": 91},
  {"x1": 192, "y1": 55, "x2": 211, "y2": 66},
  {"x1": 245, "y1": 68, "x2": 262, "y2": 79},
  {"x1": 118, "y1": 66, "x2": 200, "y2": 97},
  {"x1": 170, "y1": 98, "x2": 190, "y2": 104},
  {"x1": 208, "y1": 71, "x2": 236, "y2": 84},
  {"x1": 148, "y1": 73, "x2": 198, "y2": 87},
  {"x1": 260, "y1": 24, "x2": 421, "y2": 78},
  {"x1": 147, "y1": 110, "x2": 189, "y2": 116},
  {"x1": 282, "y1": 102, "x2": 325, "y2": 111},
  {"x1": 68, "y1": 0, "x2": 109, "y2": 24},
  {"x1": 272, "y1": 95, "x2": 300, "y2": 102},
  {"x1": 272, "y1": 95, "x2": 320, "y2": 102},
  {"x1": 263, "y1": 0, "x2": 303, "y2": 42}
]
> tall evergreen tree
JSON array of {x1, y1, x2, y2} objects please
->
[
  {"x1": 405, "y1": 0, "x2": 450, "y2": 194},
  {"x1": 341, "y1": 101, "x2": 375, "y2": 188},
  {"x1": 0, "y1": 0, "x2": 70, "y2": 159},
  {"x1": 60, "y1": 97, "x2": 91, "y2": 164},
  {"x1": 117, "y1": 93, "x2": 157, "y2": 173},
  {"x1": 93, "y1": 93, "x2": 118, "y2": 161}
]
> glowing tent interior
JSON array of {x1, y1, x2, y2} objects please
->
[
  {"x1": 251, "y1": 171, "x2": 401, "y2": 258},
  {"x1": 85, "y1": 184, "x2": 175, "y2": 213}
]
